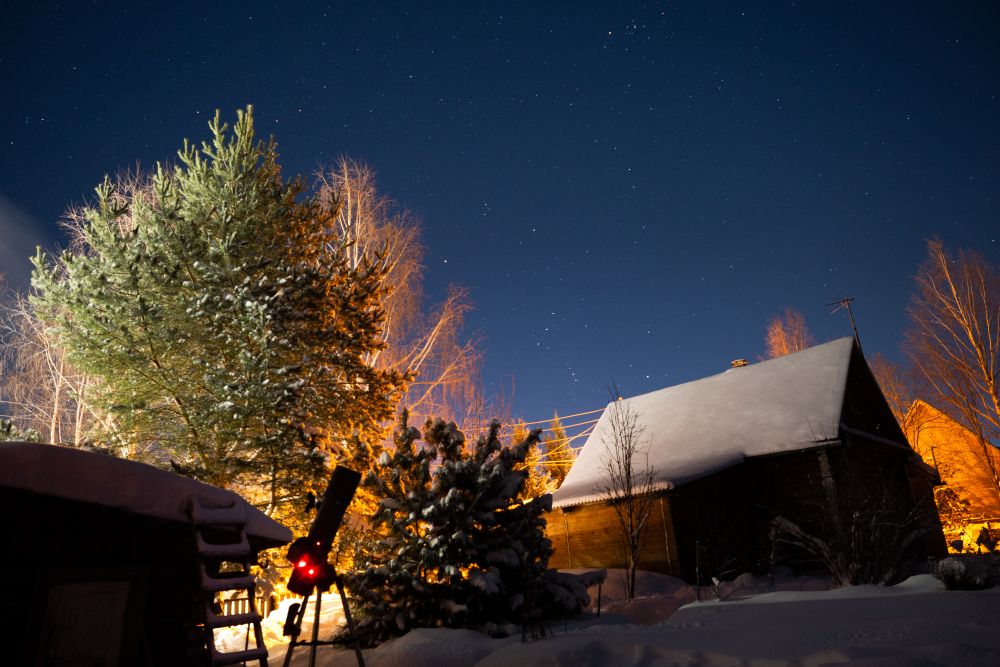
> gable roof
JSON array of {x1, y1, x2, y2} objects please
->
[
  {"x1": 0, "y1": 441, "x2": 292, "y2": 547},
  {"x1": 552, "y1": 337, "x2": 856, "y2": 508}
]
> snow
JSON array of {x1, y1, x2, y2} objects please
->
[
  {"x1": 0, "y1": 441, "x2": 291, "y2": 546},
  {"x1": 216, "y1": 593, "x2": 348, "y2": 655},
  {"x1": 553, "y1": 337, "x2": 857, "y2": 508},
  {"x1": 263, "y1": 570, "x2": 1000, "y2": 666}
]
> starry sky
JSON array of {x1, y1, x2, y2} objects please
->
[{"x1": 2, "y1": 1, "x2": 999, "y2": 426}]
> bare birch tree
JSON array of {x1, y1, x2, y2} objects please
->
[
  {"x1": 869, "y1": 353, "x2": 918, "y2": 426},
  {"x1": 318, "y1": 158, "x2": 482, "y2": 427},
  {"x1": 597, "y1": 394, "x2": 657, "y2": 600},
  {"x1": 765, "y1": 308, "x2": 813, "y2": 358},
  {"x1": 906, "y1": 239, "x2": 1000, "y2": 504},
  {"x1": 0, "y1": 294, "x2": 100, "y2": 445}
]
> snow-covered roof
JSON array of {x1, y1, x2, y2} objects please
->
[
  {"x1": 0, "y1": 441, "x2": 292, "y2": 547},
  {"x1": 552, "y1": 337, "x2": 856, "y2": 508}
]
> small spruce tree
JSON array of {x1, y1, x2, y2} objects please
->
[{"x1": 347, "y1": 414, "x2": 567, "y2": 644}]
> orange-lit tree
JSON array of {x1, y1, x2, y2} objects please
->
[
  {"x1": 906, "y1": 240, "x2": 1000, "y2": 505},
  {"x1": 543, "y1": 412, "x2": 575, "y2": 488},
  {"x1": 765, "y1": 308, "x2": 813, "y2": 358},
  {"x1": 869, "y1": 353, "x2": 918, "y2": 426},
  {"x1": 319, "y1": 159, "x2": 482, "y2": 428},
  {"x1": 509, "y1": 419, "x2": 552, "y2": 499}
]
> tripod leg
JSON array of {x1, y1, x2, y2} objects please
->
[
  {"x1": 335, "y1": 576, "x2": 366, "y2": 667},
  {"x1": 282, "y1": 593, "x2": 309, "y2": 667},
  {"x1": 309, "y1": 589, "x2": 321, "y2": 667}
]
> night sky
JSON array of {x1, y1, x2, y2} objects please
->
[{"x1": 2, "y1": 2, "x2": 999, "y2": 426}]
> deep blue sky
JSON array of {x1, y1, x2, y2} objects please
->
[{"x1": 2, "y1": 2, "x2": 998, "y2": 425}]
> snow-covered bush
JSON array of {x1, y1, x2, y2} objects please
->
[
  {"x1": 770, "y1": 457, "x2": 935, "y2": 586},
  {"x1": 771, "y1": 510, "x2": 928, "y2": 586},
  {"x1": 0, "y1": 418, "x2": 40, "y2": 442},
  {"x1": 346, "y1": 413, "x2": 587, "y2": 645},
  {"x1": 935, "y1": 556, "x2": 998, "y2": 590}
]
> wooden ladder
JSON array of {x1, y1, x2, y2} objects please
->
[{"x1": 190, "y1": 497, "x2": 269, "y2": 667}]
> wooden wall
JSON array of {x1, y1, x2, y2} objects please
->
[
  {"x1": 545, "y1": 443, "x2": 944, "y2": 583},
  {"x1": 545, "y1": 495, "x2": 681, "y2": 577},
  {"x1": 0, "y1": 487, "x2": 212, "y2": 667}
]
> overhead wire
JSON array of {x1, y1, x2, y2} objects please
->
[{"x1": 502, "y1": 406, "x2": 605, "y2": 427}]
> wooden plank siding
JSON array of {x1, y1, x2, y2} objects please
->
[
  {"x1": 546, "y1": 495, "x2": 681, "y2": 577},
  {"x1": 544, "y1": 452, "x2": 834, "y2": 583},
  {"x1": 546, "y1": 442, "x2": 945, "y2": 583}
]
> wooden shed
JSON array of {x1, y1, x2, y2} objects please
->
[
  {"x1": 547, "y1": 338, "x2": 945, "y2": 582},
  {"x1": 903, "y1": 399, "x2": 1000, "y2": 549},
  {"x1": 0, "y1": 442, "x2": 292, "y2": 666}
]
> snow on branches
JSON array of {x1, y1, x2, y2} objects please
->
[{"x1": 346, "y1": 412, "x2": 587, "y2": 644}]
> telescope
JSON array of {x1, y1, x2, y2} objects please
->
[
  {"x1": 285, "y1": 466, "x2": 360, "y2": 595},
  {"x1": 282, "y1": 466, "x2": 364, "y2": 667}
]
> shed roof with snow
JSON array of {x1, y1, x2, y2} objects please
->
[
  {"x1": 552, "y1": 337, "x2": 859, "y2": 508},
  {"x1": 0, "y1": 441, "x2": 292, "y2": 547}
]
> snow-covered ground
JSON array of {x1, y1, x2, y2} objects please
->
[{"x1": 231, "y1": 570, "x2": 1000, "y2": 666}]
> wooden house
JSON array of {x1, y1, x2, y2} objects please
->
[
  {"x1": 0, "y1": 441, "x2": 292, "y2": 666},
  {"x1": 903, "y1": 400, "x2": 1000, "y2": 550},
  {"x1": 547, "y1": 338, "x2": 945, "y2": 582}
]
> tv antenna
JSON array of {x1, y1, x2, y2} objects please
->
[{"x1": 826, "y1": 296, "x2": 862, "y2": 354}]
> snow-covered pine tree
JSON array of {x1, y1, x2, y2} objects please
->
[
  {"x1": 30, "y1": 108, "x2": 406, "y2": 524},
  {"x1": 344, "y1": 411, "x2": 439, "y2": 638},
  {"x1": 457, "y1": 420, "x2": 553, "y2": 635},
  {"x1": 348, "y1": 415, "x2": 571, "y2": 644}
]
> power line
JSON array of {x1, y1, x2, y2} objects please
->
[
  {"x1": 536, "y1": 426, "x2": 596, "y2": 459},
  {"x1": 466, "y1": 408, "x2": 606, "y2": 434},
  {"x1": 522, "y1": 417, "x2": 601, "y2": 435},
  {"x1": 509, "y1": 406, "x2": 606, "y2": 427}
]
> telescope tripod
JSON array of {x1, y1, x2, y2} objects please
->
[{"x1": 281, "y1": 572, "x2": 365, "y2": 667}]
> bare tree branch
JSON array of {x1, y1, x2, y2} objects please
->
[
  {"x1": 596, "y1": 391, "x2": 658, "y2": 600},
  {"x1": 906, "y1": 239, "x2": 1000, "y2": 504},
  {"x1": 317, "y1": 159, "x2": 485, "y2": 429},
  {"x1": 765, "y1": 308, "x2": 813, "y2": 359},
  {"x1": 0, "y1": 293, "x2": 100, "y2": 445}
]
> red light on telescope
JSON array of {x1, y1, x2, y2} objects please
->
[{"x1": 297, "y1": 559, "x2": 307, "y2": 568}]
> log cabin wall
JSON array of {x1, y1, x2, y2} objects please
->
[
  {"x1": 546, "y1": 445, "x2": 944, "y2": 582},
  {"x1": 837, "y1": 345, "x2": 947, "y2": 558},
  {"x1": 836, "y1": 432, "x2": 948, "y2": 561},
  {"x1": 547, "y1": 448, "x2": 861, "y2": 583},
  {"x1": 546, "y1": 494, "x2": 681, "y2": 577},
  {"x1": 906, "y1": 460, "x2": 948, "y2": 558}
]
